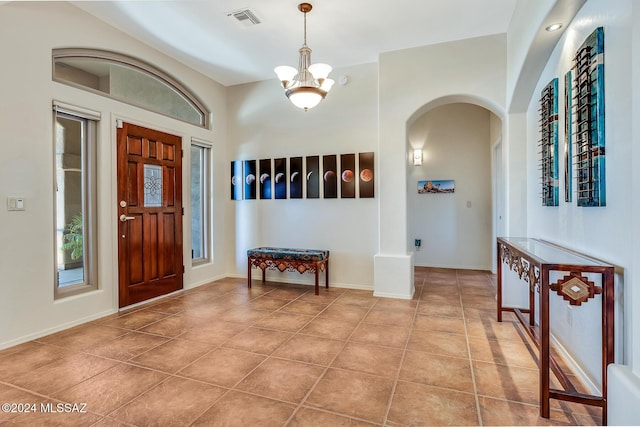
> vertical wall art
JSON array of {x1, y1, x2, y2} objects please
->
[
  {"x1": 323, "y1": 155, "x2": 337, "y2": 199},
  {"x1": 573, "y1": 27, "x2": 605, "y2": 207},
  {"x1": 539, "y1": 78, "x2": 559, "y2": 206},
  {"x1": 340, "y1": 153, "x2": 356, "y2": 198},
  {"x1": 289, "y1": 157, "x2": 303, "y2": 199},
  {"x1": 243, "y1": 160, "x2": 256, "y2": 200},
  {"x1": 274, "y1": 157, "x2": 287, "y2": 199},
  {"x1": 259, "y1": 158, "x2": 272, "y2": 199},
  {"x1": 306, "y1": 156, "x2": 320, "y2": 199},
  {"x1": 564, "y1": 71, "x2": 573, "y2": 202},
  {"x1": 359, "y1": 152, "x2": 375, "y2": 198},
  {"x1": 230, "y1": 160, "x2": 242, "y2": 200}
]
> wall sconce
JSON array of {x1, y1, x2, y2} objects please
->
[{"x1": 413, "y1": 149, "x2": 423, "y2": 166}]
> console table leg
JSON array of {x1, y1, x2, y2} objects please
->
[
  {"x1": 315, "y1": 264, "x2": 319, "y2": 295},
  {"x1": 262, "y1": 267, "x2": 266, "y2": 283},
  {"x1": 247, "y1": 258, "x2": 252, "y2": 289},
  {"x1": 497, "y1": 241, "x2": 503, "y2": 322},
  {"x1": 540, "y1": 266, "x2": 551, "y2": 418}
]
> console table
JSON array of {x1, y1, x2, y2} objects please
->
[
  {"x1": 496, "y1": 237, "x2": 614, "y2": 424},
  {"x1": 247, "y1": 247, "x2": 330, "y2": 295}
]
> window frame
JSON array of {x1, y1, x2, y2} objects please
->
[
  {"x1": 53, "y1": 102, "x2": 99, "y2": 299},
  {"x1": 52, "y1": 48, "x2": 210, "y2": 129},
  {"x1": 190, "y1": 140, "x2": 212, "y2": 266}
]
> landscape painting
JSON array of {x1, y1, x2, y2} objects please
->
[{"x1": 418, "y1": 180, "x2": 455, "y2": 194}]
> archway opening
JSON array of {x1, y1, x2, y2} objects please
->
[{"x1": 406, "y1": 97, "x2": 504, "y2": 272}]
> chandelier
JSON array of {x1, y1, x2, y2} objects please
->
[{"x1": 274, "y1": 3, "x2": 334, "y2": 111}]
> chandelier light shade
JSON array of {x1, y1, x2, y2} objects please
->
[{"x1": 274, "y1": 3, "x2": 334, "y2": 111}]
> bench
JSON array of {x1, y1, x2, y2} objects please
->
[{"x1": 247, "y1": 247, "x2": 330, "y2": 295}]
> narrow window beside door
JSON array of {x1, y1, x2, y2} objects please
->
[
  {"x1": 54, "y1": 105, "x2": 99, "y2": 298},
  {"x1": 191, "y1": 143, "x2": 211, "y2": 264}
]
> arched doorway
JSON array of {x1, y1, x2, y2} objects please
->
[{"x1": 406, "y1": 96, "x2": 505, "y2": 273}]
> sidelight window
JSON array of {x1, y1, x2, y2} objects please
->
[
  {"x1": 191, "y1": 142, "x2": 212, "y2": 264},
  {"x1": 54, "y1": 102, "x2": 99, "y2": 298}
]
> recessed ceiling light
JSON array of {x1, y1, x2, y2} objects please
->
[{"x1": 545, "y1": 23, "x2": 563, "y2": 32}]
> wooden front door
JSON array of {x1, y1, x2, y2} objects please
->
[{"x1": 117, "y1": 122, "x2": 183, "y2": 307}]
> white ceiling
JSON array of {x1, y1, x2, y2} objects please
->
[{"x1": 72, "y1": 0, "x2": 519, "y2": 87}]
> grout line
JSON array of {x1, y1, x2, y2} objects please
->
[
  {"x1": 381, "y1": 273, "x2": 422, "y2": 426},
  {"x1": 458, "y1": 269, "x2": 485, "y2": 426},
  {"x1": 283, "y1": 290, "x2": 380, "y2": 426}
]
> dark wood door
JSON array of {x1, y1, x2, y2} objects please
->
[{"x1": 117, "y1": 122, "x2": 183, "y2": 307}]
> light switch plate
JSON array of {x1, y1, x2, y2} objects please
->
[{"x1": 7, "y1": 197, "x2": 25, "y2": 211}]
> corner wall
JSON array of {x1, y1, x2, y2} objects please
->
[
  {"x1": 378, "y1": 34, "x2": 507, "y2": 297},
  {"x1": 226, "y1": 63, "x2": 379, "y2": 289}
]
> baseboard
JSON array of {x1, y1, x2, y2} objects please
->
[
  {"x1": 186, "y1": 273, "x2": 229, "y2": 290},
  {"x1": 373, "y1": 290, "x2": 414, "y2": 300},
  {"x1": 0, "y1": 309, "x2": 116, "y2": 351},
  {"x1": 413, "y1": 262, "x2": 492, "y2": 271},
  {"x1": 226, "y1": 273, "x2": 373, "y2": 291},
  {"x1": 550, "y1": 333, "x2": 601, "y2": 394}
]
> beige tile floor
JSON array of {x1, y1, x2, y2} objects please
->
[{"x1": 0, "y1": 268, "x2": 603, "y2": 426}]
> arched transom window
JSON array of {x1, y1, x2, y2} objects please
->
[{"x1": 53, "y1": 48, "x2": 210, "y2": 128}]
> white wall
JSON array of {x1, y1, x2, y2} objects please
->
[
  {"x1": 523, "y1": 0, "x2": 633, "y2": 397},
  {"x1": 407, "y1": 103, "x2": 494, "y2": 270},
  {"x1": 377, "y1": 34, "x2": 507, "y2": 297},
  {"x1": 226, "y1": 63, "x2": 379, "y2": 289},
  {"x1": 0, "y1": 2, "x2": 230, "y2": 348}
]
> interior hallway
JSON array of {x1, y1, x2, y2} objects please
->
[{"x1": 0, "y1": 268, "x2": 601, "y2": 426}]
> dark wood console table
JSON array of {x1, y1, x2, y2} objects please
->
[
  {"x1": 497, "y1": 237, "x2": 614, "y2": 424},
  {"x1": 247, "y1": 247, "x2": 329, "y2": 295}
]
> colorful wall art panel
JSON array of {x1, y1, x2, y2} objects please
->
[
  {"x1": 259, "y1": 158, "x2": 272, "y2": 199},
  {"x1": 340, "y1": 153, "x2": 356, "y2": 198},
  {"x1": 230, "y1": 160, "x2": 242, "y2": 200},
  {"x1": 274, "y1": 157, "x2": 287, "y2": 199},
  {"x1": 573, "y1": 27, "x2": 605, "y2": 207},
  {"x1": 306, "y1": 156, "x2": 320, "y2": 199},
  {"x1": 358, "y1": 152, "x2": 375, "y2": 198},
  {"x1": 539, "y1": 77, "x2": 559, "y2": 206},
  {"x1": 418, "y1": 180, "x2": 455, "y2": 194},
  {"x1": 564, "y1": 71, "x2": 573, "y2": 202},
  {"x1": 243, "y1": 160, "x2": 256, "y2": 200},
  {"x1": 289, "y1": 157, "x2": 303, "y2": 199},
  {"x1": 323, "y1": 155, "x2": 337, "y2": 199}
]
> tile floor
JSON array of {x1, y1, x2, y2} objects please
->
[{"x1": 0, "y1": 268, "x2": 603, "y2": 426}]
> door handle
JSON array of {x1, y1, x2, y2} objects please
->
[{"x1": 120, "y1": 214, "x2": 136, "y2": 222}]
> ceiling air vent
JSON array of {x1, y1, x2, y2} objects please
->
[{"x1": 227, "y1": 8, "x2": 261, "y2": 26}]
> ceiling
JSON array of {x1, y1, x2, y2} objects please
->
[{"x1": 72, "y1": 0, "x2": 519, "y2": 87}]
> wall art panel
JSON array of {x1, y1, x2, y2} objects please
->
[
  {"x1": 274, "y1": 157, "x2": 287, "y2": 199},
  {"x1": 358, "y1": 152, "x2": 375, "y2": 198},
  {"x1": 230, "y1": 160, "x2": 242, "y2": 200},
  {"x1": 243, "y1": 160, "x2": 256, "y2": 200},
  {"x1": 540, "y1": 77, "x2": 559, "y2": 206},
  {"x1": 340, "y1": 153, "x2": 356, "y2": 198},
  {"x1": 289, "y1": 157, "x2": 303, "y2": 199},
  {"x1": 259, "y1": 158, "x2": 272, "y2": 199},
  {"x1": 323, "y1": 155, "x2": 337, "y2": 199},
  {"x1": 573, "y1": 27, "x2": 605, "y2": 207},
  {"x1": 306, "y1": 156, "x2": 320, "y2": 199}
]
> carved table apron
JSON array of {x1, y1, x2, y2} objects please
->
[{"x1": 247, "y1": 247, "x2": 330, "y2": 295}]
